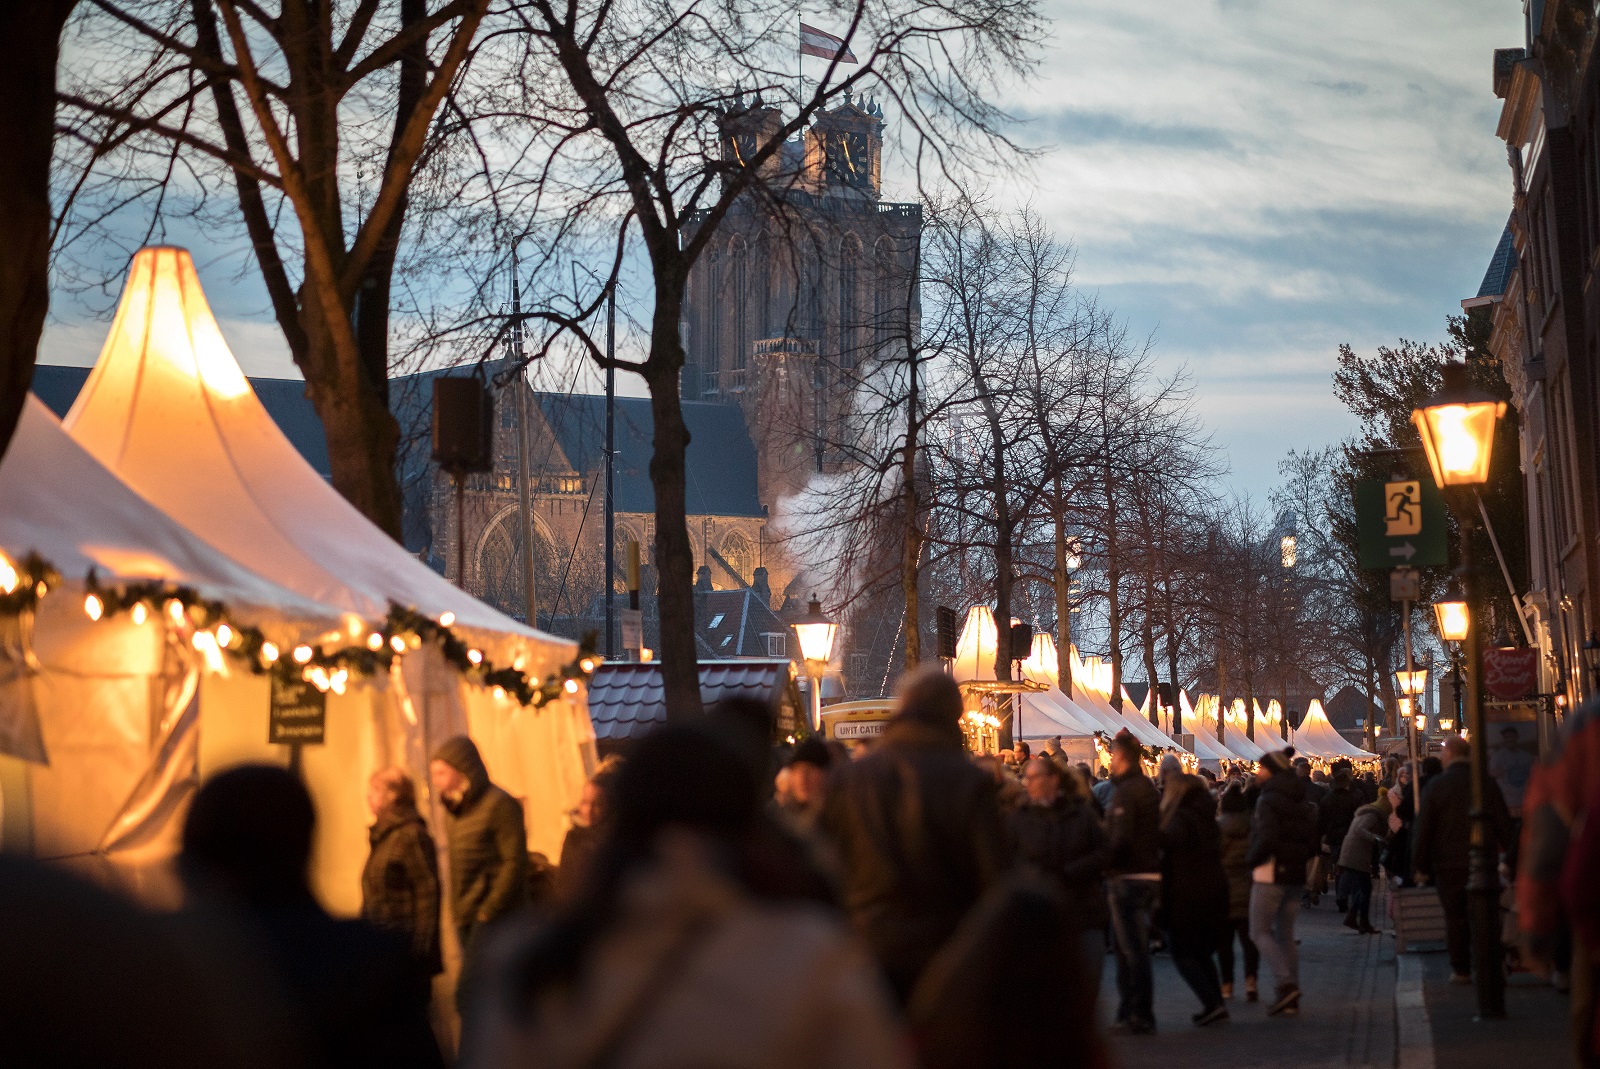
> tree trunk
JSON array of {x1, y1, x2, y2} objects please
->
[
  {"x1": 1164, "y1": 581, "x2": 1182, "y2": 735},
  {"x1": 901, "y1": 350, "x2": 921, "y2": 668},
  {"x1": 0, "y1": 2, "x2": 74, "y2": 466},
  {"x1": 1053, "y1": 506, "x2": 1072, "y2": 698},
  {"x1": 1141, "y1": 615, "x2": 1158, "y2": 726},
  {"x1": 1105, "y1": 492, "x2": 1122, "y2": 710},
  {"x1": 645, "y1": 280, "x2": 703, "y2": 721}
]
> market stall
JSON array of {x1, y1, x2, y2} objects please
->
[
  {"x1": 0, "y1": 397, "x2": 345, "y2": 901},
  {"x1": 52, "y1": 246, "x2": 593, "y2": 911},
  {"x1": 1291, "y1": 698, "x2": 1378, "y2": 765}
]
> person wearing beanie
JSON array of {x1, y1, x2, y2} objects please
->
[
  {"x1": 429, "y1": 736, "x2": 529, "y2": 976},
  {"x1": 817, "y1": 665, "x2": 1007, "y2": 1004},
  {"x1": 776, "y1": 736, "x2": 834, "y2": 834},
  {"x1": 1336, "y1": 788, "x2": 1392, "y2": 934},
  {"x1": 1216, "y1": 783, "x2": 1261, "y2": 1002},
  {"x1": 1245, "y1": 750, "x2": 1319, "y2": 1017}
]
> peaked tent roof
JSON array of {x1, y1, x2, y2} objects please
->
[
  {"x1": 1291, "y1": 699, "x2": 1374, "y2": 759},
  {"x1": 61, "y1": 247, "x2": 564, "y2": 646},
  {"x1": 1065, "y1": 647, "x2": 1181, "y2": 751},
  {"x1": 1179, "y1": 692, "x2": 1242, "y2": 763},
  {"x1": 1, "y1": 396, "x2": 338, "y2": 628}
]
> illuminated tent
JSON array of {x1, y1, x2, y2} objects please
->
[
  {"x1": 1291, "y1": 699, "x2": 1373, "y2": 760},
  {"x1": 60, "y1": 247, "x2": 592, "y2": 911},
  {"x1": 0, "y1": 397, "x2": 342, "y2": 896},
  {"x1": 1015, "y1": 634, "x2": 1111, "y2": 741},
  {"x1": 1190, "y1": 696, "x2": 1267, "y2": 762},
  {"x1": 1068, "y1": 648, "x2": 1179, "y2": 751},
  {"x1": 1178, "y1": 691, "x2": 1243, "y2": 768},
  {"x1": 1255, "y1": 700, "x2": 1290, "y2": 753}
]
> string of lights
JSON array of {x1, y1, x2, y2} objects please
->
[{"x1": 1, "y1": 548, "x2": 596, "y2": 707}]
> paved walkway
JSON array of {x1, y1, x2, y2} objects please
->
[
  {"x1": 1410, "y1": 945, "x2": 1570, "y2": 1069},
  {"x1": 1104, "y1": 901, "x2": 1397, "y2": 1069}
]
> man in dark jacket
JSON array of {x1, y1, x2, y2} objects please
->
[
  {"x1": 1245, "y1": 750, "x2": 1319, "y2": 1017},
  {"x1": 1104, "y1": 730, "x2": 1161, "y2": 1035},
  {"x1": 361, "y1": 768, "x2": 442, "y2": 989},
  {"x1": 1414, "y1": 735, "x2": 1516, "y2": 982},
  {"x1": 819, "y1": 666, "x2": 1007, "y2": 1004},
  {"x1": 1159, "y1": 773, "x2": 1231, "y2": 1026},
  {"x1": 1320, "y1": 763, "x2": 1361, "y2": 909},
  {"x1": 429, "y1": 737, "x2": 529, "y2": 960}
]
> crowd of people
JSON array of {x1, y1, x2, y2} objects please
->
[{"x1": 0, "y1": 666, "x2": 1543, "y2": 1068}]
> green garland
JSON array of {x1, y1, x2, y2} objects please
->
[
  {"x1": 0, "y1": 552, "x2": 60, "y2": 615},
  {"x1": 7, "y1": 559, "x2": 597, "y2": 709}
]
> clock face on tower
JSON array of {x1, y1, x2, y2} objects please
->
[{"x1": 827, "y1": 131, "x2": 872, "y2": 188}]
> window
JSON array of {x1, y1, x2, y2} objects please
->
[
  {"x1": 720, "y1": 635, "x2": 733, "y2": 648},
  {"x1": 709, "y1": 613, "x2": 725, "y2": 628},
  {"x1": 705, "y1": 249, "x2": 722, "y2": 376},
  {"x1": 839, "y1": 237, "x2": 861, "y2": 369},
  {"x1": 874, "y1": 238, "x2": 896, "y2": 348},
  {"x1": 732, "y1": 238, "x2": 749, "y2": 370},
  {"x1": 765, "y1": 633, "x2": 787, "y2": 658}
]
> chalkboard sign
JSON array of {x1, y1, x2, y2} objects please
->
[{"x1": 269, "y1": 675, "x2": 327, "y2": 745}]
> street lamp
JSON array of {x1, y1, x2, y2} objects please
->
[
  {"x1": 1434, "y1": 582, "x2": 1470, "y2": 643},
  {"x1": 1395, "y1": 667, "x2": 1429, "y2": 699},
  {"x1": 794, "y1": 595, "x2": 838, "y2": 733},
  {"x1": 1411, "y1": 362, "x2": 1507, "y2": 489},
  {"x1": 1412, "y1": 360, "x2": 1506, "y2": 1019}
]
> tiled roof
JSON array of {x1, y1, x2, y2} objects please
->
[
  {"x1": 587, "y1": 659, "x2": 792, "y2": 741},
  {"x1": 1477, "y1": 221, "x2": 1517, "y2": 299},
  {"x1": 1324, "y1": 685, "x2": 1371, "y2": 730}
]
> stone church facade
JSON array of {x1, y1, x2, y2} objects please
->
[{"x1": 399, "y1": 97, "x2": 922, "y2": 686}]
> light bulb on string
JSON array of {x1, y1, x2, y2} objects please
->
[
  {"x1": 131, "y1": 602, "x2": 148, "y2": 626},
  {"x1": 166, "y1": 599, "x2": 184, "y2": 625},
  {"x1": 0, "y1": 551, "x2": 17, "y2": 595},
  {"x1": 216, "y1": 623, "x2": 233, "y2": 648},
  {"x1": 438, "y1": 612, "x2": 456, "y2": 628},
  {"x1": 84, "y1": 594, "x2": 103, "y2": 621},
  {"x1": 390, "y1": 635, "x2": 406, "y2": 654},
  {"x1": 564, "y1": 678, "x2": 580, "y2": 695},
  {"x1": 366, "y1": 632, "x2": 384, "y2": 651},
  {"x1": 260, "y1": 642, "x2": 279, "y2": 664},
  {"x1": 293, "y1": 645, "x2": 313, "y2": 664},
  {"x1": 467, "y1": 649, "x2": 483, "y2": 666}
]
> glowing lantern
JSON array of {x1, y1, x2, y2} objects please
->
[{"x1": 1411, "y1": 362, "x2": 1506, "y2": 488}]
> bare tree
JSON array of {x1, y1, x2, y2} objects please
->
[
  {"x1": 477, "y1": 4, "x2": 1042, "y2": 716},
  {"x1": 56, "y1": 0, "x2": 492, "y2": 536},
  {"x1": 0, "y1": 2, "x2": 78, "y2": 466}
]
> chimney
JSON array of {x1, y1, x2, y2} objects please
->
[{"x1": 752, "y1": 566, "x2": 771, "y2": 606}]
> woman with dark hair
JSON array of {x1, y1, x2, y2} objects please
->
[
  {"x1": 1216, "y1": 783, "x2": 1260, "y2": 1002},
  {"x1": 1158, "y1": 772, "x2": 1230, "y2": 1027},
  {"x1": 464, "y1": 724, "x2": 910, "y2": 1069}
]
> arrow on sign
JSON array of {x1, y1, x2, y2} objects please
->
[{"x1": 1388, "y1": 543, "x2": 1416, "y2": 562}]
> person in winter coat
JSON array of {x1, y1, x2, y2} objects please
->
[
  {"x1": 1104, "y1": 730, "x2": 1162, "y2": 1035},
  {"x1": 361, "y1": 768, "x2": 443, "y2": 988},
  {"x1": 465, "y1": 723, "x2": 912, "y2": 1069},
  {"x1": 1415, "y1": 736, "x2": 1516, "y2": 982},
  {"x1": 182, "y1": 765, "x2": 445, "y2": 1069},
  {"x1": 1007, "y1": 758, "x2": 1110, "y2": 1007},
  {"x1": 1336, "y1": 790, "x2": 1390, "y2": 934},
  {"x1": 429, "y1": 737, "x2": 530, "y2": 961},
  {"x1": 1383, "y1": 763, "x2": 1416, "y2": 888},
  {"x1": 1158, "y1": 773, "x2": 1231, "y2": 1026},
  {"x1": 1320, "y1": 764, "x2": 1361, "y2": 910},
  {"x1": 1217, "y1": 784, "x2": 1260, "y2": 1002},
  {"x1": 819, "y1": 666, "x2": 1008, "y2": 1004},
  {"x1": 1245, "y1": 750, "x2": 1319, "y2": 1017}
]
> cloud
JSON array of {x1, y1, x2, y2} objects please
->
[{"x1": 973, "y1": 0, "x2": 1524, "y2": 496}]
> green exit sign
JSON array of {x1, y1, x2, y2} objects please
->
[{"x1": 1355, "y1": 478, "x2": 1448, "y2": 570}]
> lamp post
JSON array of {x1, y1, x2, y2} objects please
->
[
  {"x1": 1413, "y1": 360, "x2": 1508, "y2": 1020},
  {"x1": 794, "y1": 595, "x2": 839, "y2": 735},
  {"x1": 1397, "y1": 666, "x2": 1429, "y2": 786}
]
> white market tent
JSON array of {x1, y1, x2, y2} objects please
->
[
  {"x1": 0, "y1": 397, "x2": 345, "y2": 896},
  {"x1": 1255, "y1": 700, "x2": 1290, "y2": 753},
  {"x1": 1068, "y1": 648, "x2": 1179, "y2": 751},
  {"x1": 1190, "y1": 696, "x2": 1267, "y2": 762},
  {"x1": 1177, "y1": 692, "x2": 1243, "y2": 768},
  {"x1": 1291, "y1": 699, "x2": 1374, "y2": 761},
  {"x1": 58, "y1": 247, "x2": 592, "y2": 910},
  {"x1": 1015, "y1": 634, "x2": 1111, "y2": 742}
]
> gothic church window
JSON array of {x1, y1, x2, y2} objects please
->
[
  {"x1": 874, "y1": 238, "x2": 896, "y2": 349},
  {"x1": 839, "y1": 236, "x2": 861, "y2": 369},
  {"x1": 732, "y1": 237, "x2": 749, "y2": 371}
]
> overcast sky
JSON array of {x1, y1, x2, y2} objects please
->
[
  {"x1": 41, "y1": 0, "x2": 1526, "y2": 499},
  {"x1": 990, "y1": 0, "x2": 1526, "y2": 495}
]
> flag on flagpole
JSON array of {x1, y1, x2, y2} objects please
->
[{"x1": 799, "y1": 21, "x2": 858, "y2": 63}]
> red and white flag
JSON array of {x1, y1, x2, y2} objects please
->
[{"x1": 800, "y1": 21, "x2": 857, "y2": 63}]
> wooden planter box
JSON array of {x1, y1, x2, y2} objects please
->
[{"x1": 1393, "y1": 886, "x2": 1448, "y2": 953}]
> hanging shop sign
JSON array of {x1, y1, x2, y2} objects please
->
[{"x1": 269, "y1": 674, "x2": 327, "y2": 745}]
